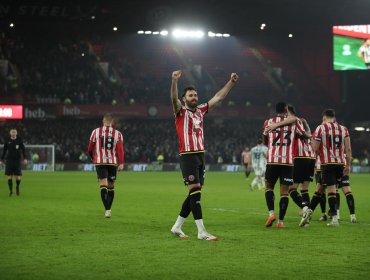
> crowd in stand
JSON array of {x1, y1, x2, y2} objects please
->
[
  {"x1": 1, "y1": 31, "x2": 369, "y2": 166},
  {"x1": 0, "y1": 119, "x2": 260, "y2": 164},
  {"x1": 1, "y1": 31, "x2": 287, "y2": 107}
]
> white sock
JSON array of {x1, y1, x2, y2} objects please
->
[
  {"x1": 195, "y1": 219, "x2": 206, "y2": 233},
  {"x1": 332, "y1": 215, "x2": 338, "y2": 222},
  {"x1": 173, "y1": 216, "x2": 186, "y2": 229},
  {"x1": 278, "y1": 219, "x2": 284, "y2": 224},
  {"x1": 251, "y1": 177, "x2": 258, "y2": 187},
  {"x1": 268, "y1": 210, "x2": 274, "y2": 215}
]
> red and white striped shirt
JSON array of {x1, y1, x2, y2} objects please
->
[
  {"x1": 359, "y1": 44, "x2": 370, "y2": 63},
  {"x1": 294, "y1": 120, "x2": 315, "y2": 158},
  {"x1": 175, "y1": 103, "x2": 208, "y2": 154},
  {"x1": 263, "y1": 116, "x2": 305, "y2": 165},
  {"x1": 313, "y1": 122, "x2": 349, "y2": 165},
  {"x1": 88, "y1": 126, "x2": 124, "y2": 165}
]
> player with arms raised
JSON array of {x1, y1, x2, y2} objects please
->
[{"x1": 170, "y1": 69, "x2": 238, "y2": 240}]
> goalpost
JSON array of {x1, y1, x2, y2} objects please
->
[{"x1": 0, "y1": 144, "x2": 55, "y2": 171}]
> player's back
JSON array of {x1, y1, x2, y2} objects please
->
[
  {"x1": 263, "y1": 116, "x2": 305, "y2": 165},
  {"x1": 314, "y1": 122, "x2": 348, "y2": 164},
  {"x1": 251, "y1": 145, "x2": 267, "y2": 166}
]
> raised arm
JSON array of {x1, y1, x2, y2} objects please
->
[
  {"x1": 208, "y1": 73, "x2": 238, "y2": 112},
  {"x1": 171, "y1": 70, "x2": 183, "y2": 114}
]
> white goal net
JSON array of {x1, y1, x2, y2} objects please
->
[{"x1": 0, "y1": 144, "x2": 55, "y2": 171}]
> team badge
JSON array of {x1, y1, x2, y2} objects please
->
[{"x1": 188, "y1": 175, "x2": 195, "y2": 181}]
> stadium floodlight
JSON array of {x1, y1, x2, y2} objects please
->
[
  {"x1": 81, "y1": 53, "x2": 85, "y2": 57},
  {"x1": 288, "y1": 33, "x2": 293, "y2": 38},
  {"x1": 137, "y1": 30, "x2": 144, "y2": 34},
  {"x1": 145, "y1": 30, "x2": 152, "y2": 34},
  {"x1": 208, "y1": 31, "x2": 216, "y2": 37},
  {"x1": 366, "y1": 128, "x2": 370, "y2": 132},
  {"x1": 113, "y1": 26, "x2": 118, "y2": 31},
  {"x1": 223, "y1": 33, "x2": 230, "y2": 37},
  {"x1": 10, "y1": 22, "x2": 14, "y2": 28},
  {"x1": 215, "y1": 33, "x2": 222, "y2": 37},
  {"x1": 160, "y1": 30, "x2": 168, "y2": 36},
  {"x1": 172, "y1": 29, "x2": 204, "y2": 38},
  {"x1": 153, "y1": 31, "x2": 160, "y2": 35},
  {"x1": 91, "y1": 15, "x2": 95, "y2": 20},
  {"x1": 354, "y1": 127, "x2": 365, "y2": 131}
]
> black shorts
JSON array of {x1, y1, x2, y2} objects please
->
[
  {"x1": 315, "y1": 170, "x2": 322, "y2": 185},
  {"x1": 265, "y1": 164, "x2": 294, "y2": 187},
  {"x1": 293, "y1": 158, "x2": 315, "y2": 183},
  {"x1": 179, "y1": 153, "x2": 205, "y2": 186},
  {"x1": 321, "y1": 164, "x2": 344, "y2": 187},
  {"x1": 337, "y1": 175, "x2": 350, "y2": 189},
  {"x1": 95, "y1": 165, "x2": 117, "y2": 182},
  {"x1": 5, "y1": 160, "x2": 22, "y2": 176}
]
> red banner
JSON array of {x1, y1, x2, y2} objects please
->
[
  {"x1": 0, "y1": 105, "x2": 23, "y2": 119},
  {"x1": 333, "y1": 25, "x2": 370, "y2": 39}
]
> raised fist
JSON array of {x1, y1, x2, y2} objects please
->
[
  {"x1": 172, "y1": 70, "x2": 182, "y2": 80},
  {"x1": 231, "y1": 73, "x2": 239, "y2": 83}
]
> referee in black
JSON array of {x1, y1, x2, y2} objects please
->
[{"x1": 0, "y1": 128, "x2": 28, "y2": 196}]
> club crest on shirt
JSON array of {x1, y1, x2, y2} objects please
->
[{"x1": 188, "y1": 175, "x2": 195, "y2": 181}]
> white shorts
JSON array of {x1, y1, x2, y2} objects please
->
[{"x1": 253, "y1": 165, "x2": 266, "y2": 177}]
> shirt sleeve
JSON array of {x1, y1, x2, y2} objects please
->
[
  {"x1": 262, "y1": 120, "x2": 269, "y2": 136},
  {"x1": 295, "y1": 120, "x2": 305, "y2": 135},
  {"x1": 198, "y1": 103, "x2": 209, "y2": 115},
  {"x1": 20, "y1": 141, "x2": 26, "y2": 159},
  {"x1": 344, "y1": 127, "x2": 349, "y2": 138},
  {"x1": 1, "y1": 142, "x2": 7, "y2": 160},
  {"x1": 314, "y1": 126, "x2": 322, "y2": 142},
  {"x1": 89, "y1": 129, "x2": 96, "y2": 143},
  {"x1": 116, "y1": 132, "x2": 124, "y2": 165}
]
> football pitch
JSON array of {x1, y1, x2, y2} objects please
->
[
  {"x1": 1, "y1": 171, "x2": 370, "y2": 280},
  {"x1": 333, "y1": 35, "x2": 367, "y2": 70}
]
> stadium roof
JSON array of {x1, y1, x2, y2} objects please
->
[{"x1": 1, "y1": 0, "x2": 370, "y2": 35}]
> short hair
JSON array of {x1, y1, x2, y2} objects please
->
[
  {"x1": 9, "y1": 127, "x2": 17, "y2": 131},
  {"x1": 103, "y1": 114, "x2": 114, "y2": 123},
  {"x1": 182, "y1": 86, "x2": 197, "y2": 97},
  {"x1": 257, "y1": 139, "x2": 263, "y2": 144},
  {"x1": 275, "y1": 102, "x2": 287, "y2": 114},
  {"x1": 287, "y1": 105, "x2": 296, "y2": 115},
  {"x1": 322, "y1": 109, "x2": 335, "y2": 118}
]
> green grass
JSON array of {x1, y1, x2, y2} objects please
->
[
  {"x1": 333, "y1": 35, "x2": 367, "y2": 70},
  {"x1": 1, "y1": 171, "x2": 370, "y2": 280}
]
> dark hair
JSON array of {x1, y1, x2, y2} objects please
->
[
  {"x1": 182, "y1": 86, "x2": 197, "y2": 97},
  {"x1": 322, "y1": 109, "x2": 335, "y2": 118},
  {"x1": 275, "y1": 102, "x2": 287, "y2": 114},
  {"x1": 257, "y1": 139, "x2": 263, "y2": 144},
  {"x1": 287, "y1": 105, "x2": 296, "y2": 115}
]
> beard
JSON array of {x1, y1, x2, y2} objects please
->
[{"x1": 185, "y1": 99, "x2": 198, "y2": 109}]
